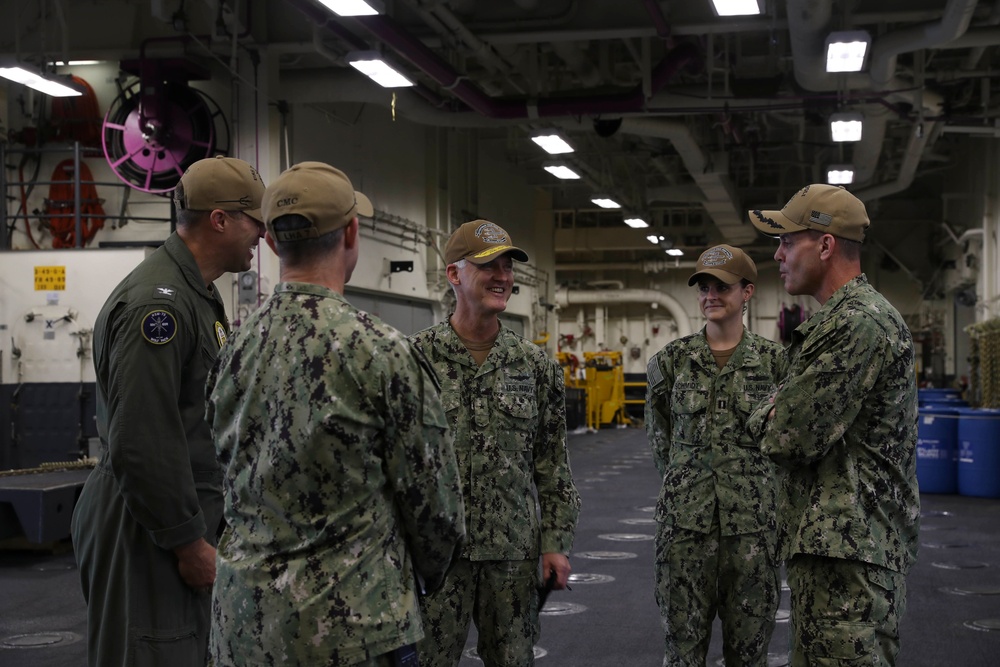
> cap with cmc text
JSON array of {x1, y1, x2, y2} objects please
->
[
  {"x1": 444, "y1": 219, "x2": 529, "y2": 265},
  {"x1": 747, "y1": 184, "x2": 870, "y2": 242},
  {"x1": 173, "y1": 155, "x2": 266, "y2": 222},
  {"x1": 688, "y1": 244, "x2": 757, "y2": 286},
  {"x1": 262, "y1": 161, "x2": 373, "y2": 243}
]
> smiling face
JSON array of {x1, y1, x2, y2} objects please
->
[
  {"x1": 224, "y1": 210, "x2": 266, "y2": 273},
  {"x1": 449, "y1": 253, "x2": 515, "y2": 318},
  {"x1": 696, "y1": 277, "x2": 751, "y2": 325}
]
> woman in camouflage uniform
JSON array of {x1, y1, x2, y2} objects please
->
[{"x1": 645, "y1": 244, "x2": 786, "y2": 667}]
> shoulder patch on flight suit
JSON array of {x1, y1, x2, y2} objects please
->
[
  {"x1": 646, "y1": 357, "x2": 665, "y2": 390},
  {"x1": 141, "y1": 309, "x2": 177, "y2": 345},
  {"x1": 215, "y1": 321, "x2": 228, "y2": 348},
  {"x1": 151, "y1": 284, "x2": 178, "y2": 300}
]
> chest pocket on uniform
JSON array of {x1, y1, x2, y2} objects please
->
[
  {"x1": 496, "y1": 389, "x2": 538, "y2": 451},
  {"x1": 670, "y1": 387, "x2": 710, "y2": 448},
  {"x1": 736, "y1": 377, "x2": 775, "y2": 416}
]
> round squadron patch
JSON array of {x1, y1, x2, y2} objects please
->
[
  {"x1": 141, "y1": 309, "x2": 177, "y2": 345},
  {"x1": 215, "y1": 321, "x2": 228, "y2": 348}
]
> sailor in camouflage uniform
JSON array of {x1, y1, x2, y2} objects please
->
[
  {"x1": 71, "y1": 156, "x2": 265, "y2": 667},
  {"x1": 748, "y1": 184, "x2": 919, "y2": 667},
  {"x1": 409, "y1": 220, "x2": 581, "y2": 667},
  {"x1": 645, "y1": 245, "x2": 785, "y2": 667},
  {"x1": 207, "y1": 162, "x2": 465, "y2": 667}
]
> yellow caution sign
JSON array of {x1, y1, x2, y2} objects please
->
[{"x1": 34, "y1": 266, "x2": 67, "y2": 291}]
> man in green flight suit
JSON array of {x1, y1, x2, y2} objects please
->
[
  {"x1": 748, "y1": 184, "x2": 920, "y2": 666},
  {"x1": 71, "y1": 155, "x2": 266, "y2": 666},
  {"x1": 410, "y1": 220, "x2": 581, "y2": 667}
]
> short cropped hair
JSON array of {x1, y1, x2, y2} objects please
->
[{"x1": 271, "y1": 213, "x2": 344, "y2": 265}]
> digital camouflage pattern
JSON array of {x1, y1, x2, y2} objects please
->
[
  {"x1": 71, "y1": 232, "x2": 228, "y2": 667},
  {"x1": 646, "y1": 328, "x2": 786, "y2": 666},
  {"x1": 417, "y1": 559, "x2": 539, "y2": 667},
  {"x1": 749, "y1": 274, "x2": 920, "y2": 574},
  {"x1": 408, "y1": 320, "x2": 580, "y2": 561},
  {"x1": 787, "y1": 555, "x2": 906, "y2": 667},
  {"x1": 653, "y1": 522, "x2": 779, "y2": 667},
  {"x1": 206, "y1": 282, "x2": 465, "y2": 666},
  {"x1": 408, "y1": 320, "x2": 580, "y2": 667}
]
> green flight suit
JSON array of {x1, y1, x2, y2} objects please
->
[{"x1": 71, "y1": 233, "x2": 228, "y2": 667}]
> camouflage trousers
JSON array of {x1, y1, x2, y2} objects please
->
[
  {"x1": 349, "y1": 644, "x2": 417, "y2": 667},
  {"x1": 417, "y1": 558, "x2": 539, "y2": 667},
  {"x1": 654, "y1": 517, "x2": 779, "y2": 667},
  {"x1": 786, "y1": 555, "x2": 906, "y2": 667}
]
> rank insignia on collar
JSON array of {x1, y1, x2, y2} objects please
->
[
  {"x1": 153, "y1": 285, "x2": 177, "y2": 300},
  {"x1": 141, "y1": 309, "x2": 177, "y2": 345}
]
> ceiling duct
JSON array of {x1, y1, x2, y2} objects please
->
[
  {"x1": 288, "y1": 0, "x2": 700, "y2": 119},
  {"x1": 555, "y1": 287, "x2": 693, "y2": 339},
  {"x1": 618, "y1": 118, "x2": 755, "y2": 245},
  {"x1": 786, "y1": 0, "x2": 974, "y2": 189}
]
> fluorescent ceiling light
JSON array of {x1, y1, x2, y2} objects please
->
[
  {"x1": 646, "y1": 234, "x2": 662, "y2": 244},
  {"x1": 347, "y1": 52, "x2": 414, "y2": 88},
  {"x1": 531, "y1": 132, "x2": 574, "y2": 155},
  {"x1": 830, "y1": 112, "x2": 863, "y2": 142},
  {"x1": 591, "y1": 196, "x2": 621, "y2": 209},
  {"x1": 624, "y1": 217, "x2": 649, "y2": 228},
  {"x1": 0, "y1": 66, "x2": 81, "y2": 97},
  {"x1": 709, "y1": 0, "x2": 762, "y2": 17},
  {"x1": 48, "y1": 60, "x2": 102, "y2": 67},
  {"x1": 825, "y1": 31, "x2": 871, "y2": 73},
  {"x1": 543, "y1": 163, "x2": 581, "y2": 180},
  {"x1": 316, "y1": 0, "x2": 381, "y2": 16},
  {"x1": 827, "y1": 166, "x2": 855, "y2": 185},
  {"x1": 666, "y1": 248, "x2": 684, "y2": 256}
]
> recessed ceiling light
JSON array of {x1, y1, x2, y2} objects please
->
[
  {"x1": 347, "y1": 52, "x2": 414, "y2": 88},
  {"x1": 709, "y1": 0, "x2": 762, "y2": 17},
  {"x1": 0, "y1": 65, "x2": 81, "y2": 97},
  {"x1": 827, "y1": 166, "x2": 855, "y2": 185},
  {"x1": 624, "y1": 217, "x2": 649, "y2": 228},
  {"x1": 543, "y1": 163, "x2": 581, "y2": 180},
  {"x1": 531, "y1": 132, "x2": 574, "y2": 155},
  {"x1": 825, "y1": 31, "x2": 871, "y2": 73},
  {"x1": 591, "y1": 196, "x2": 621, "y2": 209},
  {"x1": 830, "y1": 112, "x2": 864, "y2": 142},
  {"x1": 316, "y1": 0, "x2": 382, "y2": 16}
]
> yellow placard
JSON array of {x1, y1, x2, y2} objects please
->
[{"x1": 34, "y1": 265, "x2": 67, "y2": 291}]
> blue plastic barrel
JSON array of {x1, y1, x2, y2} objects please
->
[
  {"x1": 918, "y1": 388, "x2": 962, "y2": 400},
  {"x1": 918, "y1": 388, "x2": 967, "y2": 409},
  {"x1": 916, "y1": 407, "x2": 959, "y2": 494},
  {"x1": 957, "y1": 408, "x2": 1000, "y2": 499}
]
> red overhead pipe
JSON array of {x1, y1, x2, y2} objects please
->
[
  {"x1": 357, "y1": 13, "x2": 699, "y2": 118},
  {"x1": 290, "y1": 0, "x2": 700, "y2": 119},
  {"x1": 642, "y1": 0, "x2": 672, "y2": 39}
]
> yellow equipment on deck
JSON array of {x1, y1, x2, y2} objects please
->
[{"x1": 558, "y1": 351, "x2": 640, "y2": 430}]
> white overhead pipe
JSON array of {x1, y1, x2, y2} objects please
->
[
  {"x1": 854, "y1": 121, "x2": 940, "y2": 202},
  {"x1": 618, "y1": 118, "x2": 754, "y2": 245},
  {"x1": 555, "y1": 287, "x2": 693, "y2": 339},
  {"x1": 557, "y1": 260, "x2": 698, "y2": 272},
  {"x1": 869, "y1": 0, "x2": 979, "y2": 88},
  {"x1": 784, "y1": 0, "x2": 978, "y2": 114}
]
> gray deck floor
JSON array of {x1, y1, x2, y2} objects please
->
[{"x1": 3, "y1": 427, "x2": 1000, "y2": 666}]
